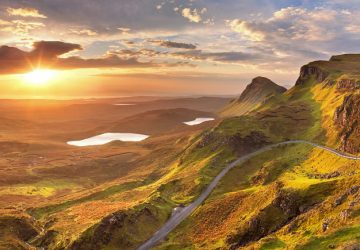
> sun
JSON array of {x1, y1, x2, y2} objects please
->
[{"x1": 23, "y1": 69, "x2": 57, "y2": 86}]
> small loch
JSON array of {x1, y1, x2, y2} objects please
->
[
  {"x1": 67, "y1": 133, "x2": 149, "y2": 146},
  {"x1": 183, "y1": 117, "x2": 215, "y2": 126}
]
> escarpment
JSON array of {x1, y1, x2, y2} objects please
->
[
  {"x1": 334, "y1": 94, "x2": 360, "y2": 154},
  {"x1": 336, "y1": 78, "x2": 360, "y2": 91},
  {"x1": 295, "y1": 64, "x2": 329, "y2": 86}
]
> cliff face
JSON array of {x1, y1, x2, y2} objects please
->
[
  {"x1": 295, "y1": 64, "x2": 329, "y2": 86},
  {"x1": 293, "y1": 54, "x2": 360, "y2": 154},
  {"x1": 220, "y1": 76, "x2": 286, "y2": 117},
  {"x1": 334, "y1": 94, "x2": 360, "y2": 154},
  {"x1": 295, "y1": 54, "x2": 360, "y2": 87},
  {"x1": 336, "y1": 78, "x2": 360, "y2": 91}
]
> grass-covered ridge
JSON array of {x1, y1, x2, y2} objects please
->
[
  {"x1": 156, "y1": 142, "x2": 360, "y2": 249},
  {"x1": 152, "y1": 55, "x2": 360, "y2": 249},
  {"x1": 3, "y1": 54, "x2": 360, "y2": 249}
]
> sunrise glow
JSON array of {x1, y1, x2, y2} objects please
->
[
  {"x1": 23, "y1": 69, "x2": 57, "y2": 86},
  {"x1": 1, "y1": 1, "x2": 360, "y2": 249}
]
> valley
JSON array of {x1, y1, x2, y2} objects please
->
[{"x1": 1, "y1": 55, "x2": 360, "y2": 250}]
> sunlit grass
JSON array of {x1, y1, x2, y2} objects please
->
[{"x1": 0, "y1": 179, "x2": 80, "y2": 197}]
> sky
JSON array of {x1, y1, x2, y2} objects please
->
[{"x1": 0, "y1": 0, "x2": 360, "y2": 98}]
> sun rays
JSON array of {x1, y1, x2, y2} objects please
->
[{"x1": 23, "y1": 69, "x2": 57, "y2": 86}]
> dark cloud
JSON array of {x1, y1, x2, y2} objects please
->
[
  {"x1": 150, "y1": 40, "x2": 197, "y2": 49},
  {"x1": 110, "y1": 47, "x2": 261, "y2": 63},
  {"x1": 0, "y1": 41, "x2": 175, "y2": 74},
  {"x1": 110, "y1": 49, "x2": 162, "y2": 57},
  {"x1": 56, "y1": 55, "x2": 155, "y2": 69},
  {"x1": 0, "y1": 41, "x2": 83, "y2": 73},
  {"x1": 0, "y1": 46, "x2": 28, "y2": 74},
  {"x1": 32, "y1": 41, "x2": 82, "y2": 58},
  {"x1": 170, "y1": 50, "x2": 262, "y2": 63}
]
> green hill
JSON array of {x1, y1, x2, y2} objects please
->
[
  {"x1": 1, "y1": 55, "x2": 360, "y2": 250},
  {"x1": 153, "y1": 54, "x2": 360, "y2": 249}
]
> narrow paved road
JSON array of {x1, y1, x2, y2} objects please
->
[{"x1": 138, "y1": 140, "x2": 360, "y2": 250}]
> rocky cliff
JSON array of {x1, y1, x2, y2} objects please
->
[
  {"x1": 334, "y1": 94, "x2": 360, "y2": 154},
  {"x1": 294, "y1": 54, "x2": 360, "y2": 154}
]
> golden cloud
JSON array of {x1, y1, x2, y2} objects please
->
[{"x1": 7, "y1": 7, "x2": 47, "y2": 18}]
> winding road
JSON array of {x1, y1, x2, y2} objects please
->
[{"x1": 138, "y1": 140, "x2": 360, "y2": 250}]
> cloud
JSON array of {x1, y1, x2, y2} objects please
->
[
  {"x1": 0, "y1": 41, "x2": 82, "y2": 74},
  {"x1": 228, "y1": 19, "x2": 265, "y2": 41},
  {"x1": 109, "y1": 46, "x2": 262, "y2": 64},
  {"x1": 170, "y1": 50, "x2": 262, "y2": 63},
  {"x1": 0, "y1": 41, "x2": 194, "y2": 74},
  {"x1": 0, "y1": 19, "x2": 45, "y2": 36},
  {"x1": 6, "y1": 7, "x2": 47, "y2": 18},
  {"x1": 0, "y1": 0, "x2": 359, "y2": 89},
  {"x1": 228, "y1": 7, "x2": 340, "y2": 42},
  {"x1": 69, "y1": 28, "x2": 98, "y2": 36},
  {"x1": 0, "y1": 19, "x2": 11, "y2": 25},
  {"x1": 150, "y1": 40, "x2": 196, "y2": 49},
  {"x1": 110, "y1": 48, "x2": 162, "y2": 58},
  {"x1": 55, "y1": 55, "x2": 155, "y2": 69},
  {"x1": 32, "y1": 41, "x2": 82, "y2": 57},
  {"x1": 0, "y1": 46, "x2": 28, "y2": 74},
  {"x1": 117, "y1": 27, "x2": 131, "y2": 34},
  {"x1": 181, "y1": 8, "x2": 204, "y2": 23},
  {"x1": 225, "y1": 5, "x2": 360, "y2": 66}
]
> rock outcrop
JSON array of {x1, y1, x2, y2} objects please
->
[
  {"x1": 197, "y1": 130, "x2": 269, "y2": 155},
  {"x1": 295, "y1": 64, "x2": 329, "y2": 86},
  {"x1": 227, "y1": 189, "x2": 302, "y2": 249},
  {"x1": 334, "y1": 94, "x2": 360, "y2": 154},
  {"x1": 336, "y1": 78, "x2": 360, "y2": 91},
  {"x1": 0, "y1": 217, "x2": 38, "y2": 248},
  {"x1": 70, "y1": 200, "x2": 169, "y2": 250}
]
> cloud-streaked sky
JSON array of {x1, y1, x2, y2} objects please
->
[{"x1": 0, "y1": 0, "x2": 359, "y2": 98}]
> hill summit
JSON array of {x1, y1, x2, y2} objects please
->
[{"x1": 220, "y1": 76, "x2": 286, "y2": 117}]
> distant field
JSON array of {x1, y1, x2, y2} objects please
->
[{"x1": 0, "y1": 96, "x2": 228, "y2": 248}]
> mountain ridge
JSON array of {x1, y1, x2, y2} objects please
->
[{"x1": 220, "y1": 76, "x2": 287, "y2": 117}]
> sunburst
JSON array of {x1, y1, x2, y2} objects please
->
[{"x1": 23, "y1": 69, "x2": 57, "y2": 86}]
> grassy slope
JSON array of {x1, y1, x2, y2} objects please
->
[
  {"x1": 0, "y1": 130, "x2": 200, "y2": 249},
  {"x1": 3, "y1": 56, "x2": 360, "y2": 249},
  {"x1": 65, "y1": 56, "x2": 357, "y2": 250},
  {"x1": 0, "y1": 96, "x2": 225, "y2": 249},
  {"x1": 156, "y1": 144, "x2": 360, "y2": 249},
  {"x1": 153, "y1": 57, "x2": 360, "y2": 249}
]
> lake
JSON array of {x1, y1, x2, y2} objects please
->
[
  {"x1": 183, "y1": 117, "x2": 215, "y2": 126},
  {"x1": 67, "y1": 133, "x2": 149, "y2": 146}
]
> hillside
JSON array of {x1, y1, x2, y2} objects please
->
[
  {"x1": 1, "y1": 55, "x2": 360, "y2": 250},
  {"x1": 107, "y1": 108, "x2": 215, "y2": 135},
  {"x1": 152, "y1": 54, "x2": 360, "y2": 249},
  {"x1": 220, "y1": 76, "x2": 287, "y2": 117}
]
